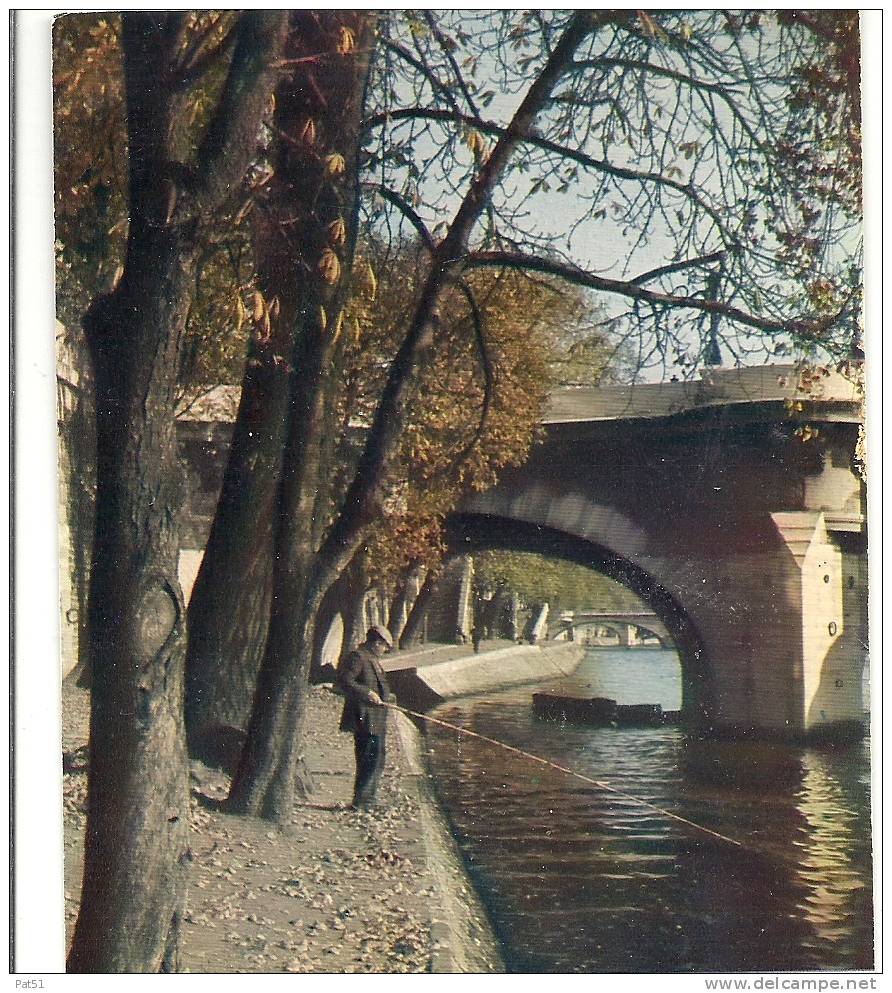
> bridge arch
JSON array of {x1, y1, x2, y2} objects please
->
[
  {"x1": 445, "y1": 512, "x2": 715, "y2": 727},
  {"x1": 448, "y1": 372, "x2": 867, "y2": 740}
]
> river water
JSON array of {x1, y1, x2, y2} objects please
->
[{"x1": 423, "y1": 648, "x2": 874, "y2": 973}]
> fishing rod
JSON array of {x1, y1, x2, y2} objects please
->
[{"x1": 379, "y1": 698, "x2": 748, "y2": 852}]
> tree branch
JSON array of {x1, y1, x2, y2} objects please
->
[
  {"x1": 362, "y1": 106, "x2": 733, "y2": 238},
  {"x1": 631, "y1": 250, "x2": 726, "y2": 286},
  {"x1": 188, "y1": 12, "x2": 290, "y2": 220},
  {"x1": 358, "y1": 189, "x2": 492, "y2": 475},
  {"x1": 571, "y1": 54, "x2": 769, "y2": 150},
  {"x1": 171, "y1": 14, "x2": 239, "y2": 92},
  {"x1": 422, "y1": 11, "x2": 482, "y2": 118},
  {"x1": 465, "y1": 250, "x2": 830, "y2": 339},
  {"x1": 362, "y1": 183, "x2": 435, "y2": 251},
  {"x1": 379, "y1": 38, "x2": 464, "y2": 117},
  {"x1": 451, "y1": 277, "x2": 493, "y2": 460}
]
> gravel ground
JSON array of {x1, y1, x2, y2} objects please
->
[{"x1": 62, "y1": 679, "x2": 504, "y2": 974}]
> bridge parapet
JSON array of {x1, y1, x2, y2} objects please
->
[{"x1": 545, "y1": 362, "x2": 863, "y2": 425}]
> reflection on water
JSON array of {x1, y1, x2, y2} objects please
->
[{"x1": 425, "y1": 649, "x2": 873, "y2": 973}]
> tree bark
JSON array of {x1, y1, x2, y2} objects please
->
[
  {"x1": 67, "y1": 12, "x2": 287, "y2": 971},
  {"x1": 184, "y1": 339, "x2": 285, "y2": 740},
  {"x1": 400, "y1": 564, "x2": 444, "y2": 649},
  {"x1": 226, "y1": 11, "x2": 376, "y2": 820},
  {"x1": 66, "y1": 232, "x2": 195, "y2": 973},
  {"x1": 387, "y1": 559, "x2": 425, "y2": 645},
  {"x1": 341, "y1": 552, "x2": 372, "y2": 659}
]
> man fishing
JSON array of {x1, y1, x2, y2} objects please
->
[{"x1": 336, "y1": 624, "x2": 394, "y2": 810}]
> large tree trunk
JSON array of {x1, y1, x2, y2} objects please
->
[
  {"x1": 226, "y1": 11, "x2": 376, "y2": 820},
  {"x1": 329, "y1": 549, "x2": 371, "y2": 661},
  {"x1": 387, "y1": 559, "x2": 425, "y2": 645},
  {"x1": 67, "y1": 12, "x2": 287, "y2": 971},
  {"x1": 308, "y1": 555, "x2": 362, "y2": 681},
  {"x1": 400, "y1": 564, "x2": 444, "y2": 649},
  {"x1": 67, "y1": 240, "x2": 195, "y2": 973},
  {"x1": 184, "y1": 342, "x2": 286, "y2": 740}
]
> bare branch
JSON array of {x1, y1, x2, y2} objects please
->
[
  {"x1": 379, "y1": 38, "x2": 464, "y2": 116},
  {"x1": 362, "y1": 183, "x2": 435, "y2": 252},
  {"x1": 631, "y1": 250, "x2": 726, "y2": 286},
  {"x1": 362, "y1": 106, "x2": 734, "y2": 239},
  {"x1": 448, "y1": 277, "x2": 493, "y2": 466},
  {"x1": 465, "y1": 250, "x2": 830, "y2": 339},
  {"x1": 422, "y1": 11, "x2": 482, "y2": 118}
]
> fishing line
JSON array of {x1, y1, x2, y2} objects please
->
[
  {"x1": 382, "y1": 699, "x2": 748, "y2": 851},
  {"x1": 329, "y1": 685, "x2": 803, "y2": 868}
]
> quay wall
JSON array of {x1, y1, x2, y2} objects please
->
[{"x1": 387, "y1": 642, "x2": 585, "y2": 711}]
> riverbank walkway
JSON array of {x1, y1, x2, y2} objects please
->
[
  {"x1": 62, "y1": 649, "x2": 506, "y2": 974},
  {"x1": 382, "y1": 638, "x2": 517, "y2": 671}
]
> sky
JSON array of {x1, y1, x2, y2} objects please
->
[{"x1": 367, "y1": 10, "x2": 866, "y2": 380}]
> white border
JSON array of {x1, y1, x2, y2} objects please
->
[
  {"x1": 11, "y1": 8, "x2": 66, "y2": 974},
  {"x1": 8, "y1": 6, "x2": 884, "y2": 984}
]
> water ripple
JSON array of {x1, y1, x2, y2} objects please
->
[{"x1": 426, "y1": 649, "x2": 874, "y2": 972}]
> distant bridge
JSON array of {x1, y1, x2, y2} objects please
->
[{"x1": 550, "y1": 611, "x2": 673, "y2": 648}]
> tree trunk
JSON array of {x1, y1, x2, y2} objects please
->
[
  {"x1": 341, "y1": 553, "x2": 371, "y2": 659},
  {"x1": 184, "y1": 342, "x2": 286, "y2": 740},
  {"x1": 387, "y1": 559, "x2": 424, "y2": 645},
  {"x1": 66, "y1": 236, "x2": 195, "y2": 973},
  {"x1": 66, "y1": 12, "x2": 288, "y2": 970},
  {"x1": 226, "y1": 11, "x2": 376, "y2": 820},
  {"x1": 400, "y1": 564, "x2": 444, "y2": 649},
  {"x1": 308, "y1": 573, "x2": 343, "y2": 682}
]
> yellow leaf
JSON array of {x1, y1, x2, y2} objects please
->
[
  {"x1": 324, "y1": 153, "x2": 346, "y2": 177},
  {"x1": 318, "y1": 248, "x2": 341, "y2": 284},
  {"x1": 336, "y1": 26, "x2": 355, "y2": 54},
  {"x1": 299, "y1": 118, "x2": 316, "y2": 146},
  {"x1": 465, "y1": 129, "x2": 485, "y2": 157},
  {"x1": 328, "y1": 217, "x2": 347, "y2": 245},
  {"x1": 252, "y1": 290, "x2": 265, "y2": 322}
]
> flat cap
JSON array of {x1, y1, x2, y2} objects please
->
[{"x1": 368, "y1": 624, "x2": 394, "y2": 649}]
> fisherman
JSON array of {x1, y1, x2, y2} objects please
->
[{"x1": 336, "y1": 624, "x2": 394, "y2": 810}]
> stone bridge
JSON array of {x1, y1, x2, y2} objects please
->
[
  {"x1": 448, "y1": 364, "x2": 867, "y2": 740},
  {"x1": 550, "y1": 611, "x2": 672, "y2": 647},
  {"x1": 149, "y1": 363, "x2": 866, "y2": 740}
]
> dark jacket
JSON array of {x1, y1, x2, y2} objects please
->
[{"x1": 336, "y1": 644, "x2": 392, "y2": 736}]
